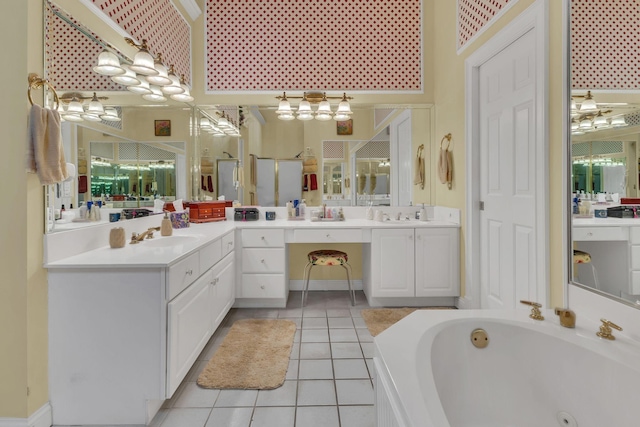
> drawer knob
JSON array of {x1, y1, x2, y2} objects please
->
[
  {"x1": 261, "y1": 236, "x2": 266, "y2": 240},
  {"x1": 186, "y1": 269, "x2": 193, "y2": 276},
  {"x1": 260, "y1": 285, "x2": 265, "y2": 290},
  {"x1": 261, "y1": 259, "x2": 266, "y2": 263},
  {"x1": 587, "y1": 232, "x2": 593, "y2": 237},
  {"x1": 326, "y1": 233, "x2": 330, "y2": 238}
]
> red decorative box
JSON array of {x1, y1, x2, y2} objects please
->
[{"x1": 187, "y1": 201, "x2": 227, "y2": 223}]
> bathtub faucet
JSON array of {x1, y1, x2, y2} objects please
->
[{"x1": 554, "y1": 307, "x2": 576, "y2": 328}]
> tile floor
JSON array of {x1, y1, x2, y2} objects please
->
[{"x1": 150, "y1": 290, "x2": 376, "y2": 427}]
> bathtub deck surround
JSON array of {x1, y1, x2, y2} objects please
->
[
  {"x1": 374, "y1": 309, "x2": 640, "y2": 427},
  {"x1": 44, "y1": 205, "x2": 459, "y2": 425}
]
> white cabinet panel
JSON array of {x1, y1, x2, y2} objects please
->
[
  {"x1": 211, "y1": 253, "x2": 235, "y2": 330},
  {"x1": 167, "y1": 270, "x2": 213, "y2": 397},
  {"x1": 241, "y1": 274, "x2": 287, "y2": 298},
  {"x1": 415, "y1": 228, "x2": 460, "y2": 297},
  {"x1": 242, "y1": 248, "x2": 286, "y2": 273},
  {"x1": 168, "y1": 252, "x2": 199, "y2": 300},
  {"x1": 222, "y1": 231, "x2": 235, "y2": 256},
  {"x1": 573, "y1": 226, "x2": 627, "y2": 241},
  {"x1": 200, "y1": 238, "x2": 222, "y2": 272},
  {"x1": 241, "y1": 229, "x2": 285, "y2": 247},
  {"x1": 371, "y1": 229, "x2": 415, "y2": 297},
  {"x1": 292, "y1": 228, "x2": 363, "y2": 243}
]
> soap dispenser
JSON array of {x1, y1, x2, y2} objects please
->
[{"x1": 161, "y1": 212, "x2": 173, "y2": 236}]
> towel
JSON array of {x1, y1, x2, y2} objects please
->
[
  {"x1": 414, "y1": 147, "x2": 425, "y2": 190},
  {"x1": 438, "y1": 147, "x2": 453, "y2": 189},
  {"x1": 78, "y1": 175, "x2": 88, "y2": 193},
  {"x1": 201, "y1": 175, "x2": 206, "y2": 191},
  {"x1": 303, "y1": 164, "x2": 318, "y2": 174},
  {"x1": 236, "y1": 166, "x2": 244, "y2": 188},
  {"x1": 303, "y1": 174, "x2": 309, "y2": 191},
  {"x1": 250, "y1": 154, "x2": 257, "y2": 186},
  {"x1": 26, "y1": 104, "x2": 68, "y2": 185},
  {"x1": 207, "y1": 175, "x2": 214, "y2": 192},
  {"x1": 310, "y1": 173, "x2": 318, "y2": 191},
  {"x1": 303, "y1": 158, "x2": 317, "y2": 166}
]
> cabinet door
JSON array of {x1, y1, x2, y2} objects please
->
[
  {"x1": 167, "y1": 271, "x2": 213, "y2": 397},
  {"x1": 211, "y1": 254, "x2": 235, "y2": 331},
  {"x1": 371, "y1": 229, "x2": 415, "y2": 297},
  {"x1": 415, "y1": 228, "x2": 460, "y2": 297}
]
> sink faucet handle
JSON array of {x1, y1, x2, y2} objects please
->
[
  {"x1": 597, "y1": 318, "x2": 623, "y2": 340},
  {"x1": 554, "y1": 307, "x2": 576, "y2": 328},
  {"x1": 520, "y1": 300, "x2": 544, "y2": 320}
]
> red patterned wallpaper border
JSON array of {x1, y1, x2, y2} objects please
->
[
  {"x1": 571, "y1": 0, "x2": 640, "y2": 90},
  {"x1": 205, "y1": 0, "x2": 423, "y2": 92},
  {"x1": 457, "y1": 0, "x2": 513, "y2": 50}
]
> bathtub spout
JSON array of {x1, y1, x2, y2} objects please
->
[{"x1": 554, "y1": 307, "x2": 576, "y2": 328}]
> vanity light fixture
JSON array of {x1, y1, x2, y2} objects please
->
[
  {"x1": 101, "y1": 107, "x2": 121, "y2": 122},
  {"x1": 126, "y1": 77, "x2": 153, "y2": 95},
  {"x1": 126, "y1": 38, "x2": 159, "y2": 76},
  {"x1": 275, "y1": 92, "x2": 353, "y2": 121},
  {"x1": 145, "y1": 53, "x2": 172, "y2": 86},
  {"x1": 610, "y1": 115, "x2": 628, "y2": 127},
  {"x1": 161, "y1": 65, "x2": 184, "y2": 95},
  {"x1": 142, "y1": 85, "x2": 167, "y2": 102},
  {"x1": 579, "y1": 91, "x2": 598, "y2": 112},
  {"x1": 110, "y1": 64, "x2": 141, "y2": 86},
  {"x1": 93, "y1": 50, "x2": 125, "y2": 76},
  {"x1": 58, "y1": 92, "x2": 121, "y2": 123},
  {"x1": 81, "y1": 92, "x2": 105, "y2": 121},
  {"x1": 91, "y1": 157, "x2": 112, "y2": 167},
  {"x1": 169, "y1": 75, "x2": 194, "y2": 102}
]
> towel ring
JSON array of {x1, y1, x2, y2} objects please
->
[
  {"x1": 440, "y1": 133, "x2": 452, "y2": 150},
  {"x1": 27, "y1": 73, "x2": 59, "y2": 110}
]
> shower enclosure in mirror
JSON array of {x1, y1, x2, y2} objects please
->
[{"x1": 569, "y1": 1, "x2": 640, "y2": 308}]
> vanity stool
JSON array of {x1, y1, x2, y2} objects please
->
[
  {"x1": 302, "y1": 249, "x2": 355, "y2": 307},
  {"x1": 573, "y1": 249, "x2": 599, "y2": 290}
]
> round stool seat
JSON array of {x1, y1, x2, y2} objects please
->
[
  {"x1": 573, "y1": 249, "x2": 591, "y2": 264},
  {"x1": 307, "y1": 250, "x2": 348, "y2": 266}
]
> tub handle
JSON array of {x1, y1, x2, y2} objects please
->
[
  {"x1": 520, "y1": 300, "x2": 544, "y2": 321},
  {"x1": 597, "y1": 318, "x2": 622, "y2": 340}
]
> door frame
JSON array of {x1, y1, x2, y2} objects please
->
[{"x1": 462, "y1": 0, "x2": 550, "y2": 309}]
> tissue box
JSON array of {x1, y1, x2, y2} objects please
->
[{"x1": 170, "y1": 211, "x2": 190, "y2": 229}]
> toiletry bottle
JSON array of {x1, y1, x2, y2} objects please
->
[
  {"x1": 299, "y1": 199, "x2": 306, "y2": 218},
  {"x1": 286, "y1": 201, "x2": 293, "y2": 218},
  {"x1": 161, "y1": 212, "x2": 173, "y2": 236}
]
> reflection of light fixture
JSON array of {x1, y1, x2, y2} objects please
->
[
  {"x1": 111, "y1": 64, "x2": 140, "y2": 86},
  {"x1": 127, "y1": 77, "x2": 152, "y2": 94},
  {"x1": 611, "y1": 116, "x2": 628, "y2": 127},
  {"x1": 101, "y1": 107, "x2": 121, "y2": 121},
  {"x1": 275, "y1": 92, "x2": 353, "y2": 121},
  {"x1": 378, "y1": 159, "x2": 390, "y2": 167},
  {"x1": 161, "y1": 65, "x2": 184, "y2": 94},
  {"x1": 81, "y1": 92, "x2": 105, "y2": 121},
  {"x1": 579, "y1": 91, "x2": 598, "y2": 112},
  {"x1": 200, "y1": 111, "x2": 242, "y2": 136},
  {"x1": 93, "y1": 50, "x2": 125, "y2": 76},
  {"x1": 125, "y1": 38, "x2": 158, "y2": 76},
  {"x1": 91, "y1": 157, "x2": 112, "y2": 167},
  {"x1": 149, "y1": 161, "x2": 174, "y2": 169},
  {"x1": 145, "y1": 53, "x2": 172, "y2": 86},
  {"x1": 142, "y1": 85, "x2": 167, "y2": 102},
  {"x1": 58, "y1": 92, "x2": 120, "y2": 123}
]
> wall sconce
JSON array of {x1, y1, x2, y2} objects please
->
[{"x1": 275, "y1": 92, "x2": 353, "y2": 121}]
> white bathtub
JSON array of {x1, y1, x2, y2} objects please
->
[{"x1": 374, "y1": 309, "x2": 640, "y2": 427}]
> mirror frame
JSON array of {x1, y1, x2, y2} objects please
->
[{"x1": 565, "y1": 0, "x2": 640, "y2": 309}]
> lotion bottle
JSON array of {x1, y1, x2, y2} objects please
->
[{"x1": 161, "y1": 212, "x2": 173, "y2": 236}]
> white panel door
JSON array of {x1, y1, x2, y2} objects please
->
[
  {"x1": 371, "y1": 228, "x2": 415, "y2": 297},
  {"x1": 479, "y1": 29, "x2": 537, "y2": 309}
]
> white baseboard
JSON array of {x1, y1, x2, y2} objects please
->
[
  {"x1": 0, "y1": 403, "x2": 51, "y2": 427},
  {"x1": 456, "y1": 295, "x2": 478, "y2": 309},
  {"x1": 289, "y1": 279, "x2": 363, "y2": 292}
]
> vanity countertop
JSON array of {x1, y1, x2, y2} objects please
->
[
  {"x1": 45, "y1": 217, "x2": 459, "y2": 269},
  {"x1": 573, "y1": 217, "x2": 640, "y2": 226}
]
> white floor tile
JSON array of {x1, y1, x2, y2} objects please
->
[
  {"x1": 285, "y1": 359, "x2": 299, "y2": 380},
  {"x1": 295, "y1": 406, "x2": 340, "y2": 427},
  {"x1": 350, "y1": 308, "x2": 364, "y2": 318},
  {"x1": 365, "y1": 359, "x2": 375, "y2": 379},
  {"x1": 278, "y1": 317, "x2": 302, "y2": 329},
  {"x1": 278, "y1": 308, "x2": 303, "y2": 318},
  {"x1": 326, "y1": 308, "x2": 352, "y2": 318},
  {"x1": 298, "y1": 359, "x2": 334, "y2": 379},
  {"x1": 299, "y1": 342, "x2": 332, "y2": 359},
  {"x1": 214, "y1": 389, "x2": 258, "y2": 407},
  {"x1": 290, "y1": 342, "x2": 300, "y2": 359},
  {"x1": 301, "y1": 329, "x2": 330, "y2": 342},
  {"x1": 256, "y1": 380, "x2": 297, "y2": 406},
  {"x1": 331, "y1": 342, "x2": 363, "y2": 358},
  {"x1": 329, "y1": 328, "x2": 359, "y2": 342},
  {"x1": 205, "y1": 407, "x2": 253, "y2": 427},
  {"x1": 172, "y1": 382, "x2": 220, "y2": 408},
  {"x1": 297, "y1": 380, "x2": 337, "y2": 406},
  {"x1": 333, "y1": 359, "x2": 370, "y2": 379},
  {"x1": 335, "y1": 380, "x2": 374, "y2": 405},
  {"x1": 159, "y1": 408, "x2": 211, "y2": 427},
  {"x1": 250, "y1": 406, "x2": 295, "y2": 427},
  {"x1": 355, "y1": 328, "x2": 373, "y2": 342},
  {"x1": 328, "y1": 317, "x2": 354, "y2": 328},
  {"x1": 302, "y1": 308, "x2": 327, "y2": 318},
  {"x1": 302, "y1": 317, "x2": 328, "y2": 329},
  {"x1": 338, "y1": 405, "x2": 375, "y2": 427},
  {"x1": 352, "y1": 317, "x2": 367, "y2": 328},
  {"x1": 360, "y1": 342, "x2": 375, "y2": 358}
]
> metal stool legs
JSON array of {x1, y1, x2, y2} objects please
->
[{"x1": 301, "y1": 261, "x2": 355, "y2": 307}]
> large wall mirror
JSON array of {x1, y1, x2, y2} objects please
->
[{"x1": 569, "y1": 1, "x2": 640, "y2": 308}]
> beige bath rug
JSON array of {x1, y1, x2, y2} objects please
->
[
  {"x1": 361, "y1": 307, "x2": 455, "y2": 337},
  {"x1": 197, "y1": 319, "x2": 296, "y2": 390}
]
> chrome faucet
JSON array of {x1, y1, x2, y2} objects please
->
[
  {"x1": 130, "y1": 227, "x2": 160, "y2": 244},
  {"x1": 554, "y1": 307, "x2": 576, "y2": 328}
]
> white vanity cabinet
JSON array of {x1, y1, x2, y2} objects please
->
[
  {"x1": 235, "y1": 228, "x2": 289, "y2": 307},
  {"x1": 48, "y1": 231, "x2": 235, "y2": 426},
  {"x1": 365, "y1": 227, "x2": 460, "y2": 304}
]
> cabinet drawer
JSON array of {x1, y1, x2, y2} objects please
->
[
  {"x1": 222, "y1": 232, "x2": 235, "y2": 256},
  {"x1": 630, "y1": 227, "x2": 640, "y2": 244},
  {"x1": 199, "y1": 239, "x2": 222, "y2": 272},
  {"x1": 242, "y1": 248, "x2": 285, "y2": 273},
  {"x1": 168, "y1": 253, "x2": 200, "y2": 300},
  {"x1": 241, "y1": 274, "x2": 286, "y2": 298},
  {"x1": 292, "y1": 228, "x2": 363, "y2": 243},
  {"x1": 573, "y1": 227, "x2": 628, "y2": 241},
  {"x1": 242, "y1": 229, "x2": 284, "y2": 247},
  {"x1": 631, "y1": 271, "x2": 640, "y2": 295}
]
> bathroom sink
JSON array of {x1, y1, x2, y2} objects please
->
[{"x1": 141, "y1": 235, "x2": 199, "y2": 247}]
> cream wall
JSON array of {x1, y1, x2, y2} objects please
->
[
  {"x1": 0, "y1": 0, "x2": 49, "y2": 418},
  {"x1": 430, "y1": 0, "x2": 565, "y2": 306}
]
